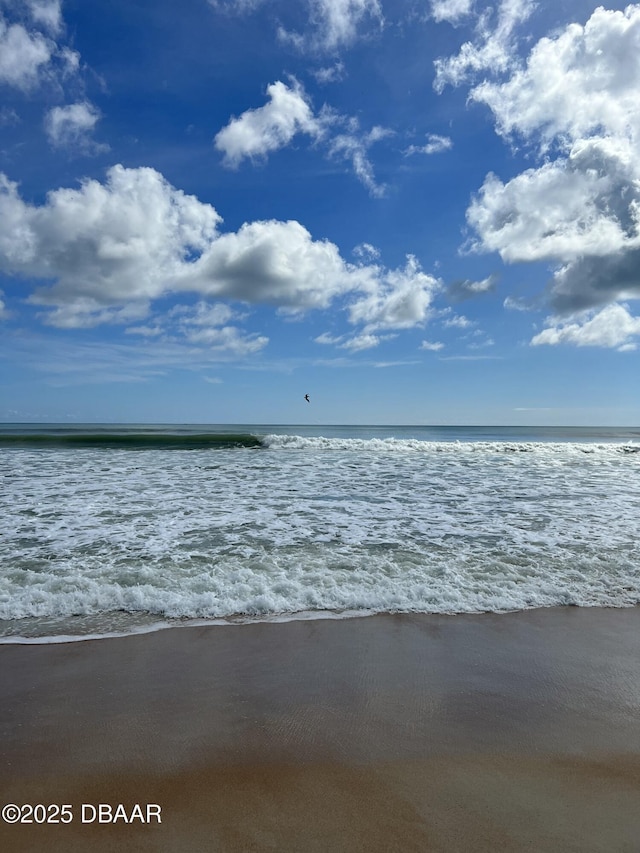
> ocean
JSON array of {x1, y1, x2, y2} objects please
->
[{"x1": 1, "y1": 423, "x2": 639, "y2": 642}]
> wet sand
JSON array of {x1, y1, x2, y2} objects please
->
[{"x1": 1, "y1": 607, "x2": 640, "y2": 852}]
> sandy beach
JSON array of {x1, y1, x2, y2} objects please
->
[{"x1": 1, "y1": 607, "x2": 639, "y2": 852}]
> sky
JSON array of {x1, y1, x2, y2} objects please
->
[{"x1": 0, "y1": 0, "x2": 639, "y2": 425}]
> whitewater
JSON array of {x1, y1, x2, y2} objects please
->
[{"x1": 1, "y1": 424, "x2": 639, "y2": 640}]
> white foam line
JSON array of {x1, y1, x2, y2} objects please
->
[{"x1": 0, "y1": 608, "x2": 376, "y2": 645}]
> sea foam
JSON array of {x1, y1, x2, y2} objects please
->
[{"x1": 1, "y1": 433, "x2": 639, "y2": 639}]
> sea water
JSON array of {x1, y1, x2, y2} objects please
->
[{"x1": 1, "y1": 423, "x2": 639, "y2": 641}]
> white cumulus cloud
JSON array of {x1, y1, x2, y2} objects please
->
[
  {"x1": 0, "y1": 1, "x2": 81, "y2": 93},
  {"x1": 467, "y1": 151, "x2": 640, "y2": 263},
  {"x1": 0, "y1": 165, "x2": 441, "y2": 346},
  {"x1": 462, "y1": 4, "x2": 640, "y2": 319},
  {"x1": 215, "y1": 80, "x2": 390, "y2": 195},
  {"x1": 348, "y1": 255, "x2": 440, "y2": 331},
  {"x1": 214, "y1": 80, "x2": 322, "y2": 167},
  {"x1": 471, "y1": 5, "x2": 640, "y2": 150},
  {"x1": 531, "y1": 304, "x2": 640, "y2": 351},
  {"x1": 44, "y1": 101, "x2": 104, "y2": 151},
  {"x1": 0, "y1": 165, "x2": 222, "y2": 326},
  {"x1": 0, "y1": 14, "x2": 52, "y2": 90},
  {"x1": 177, "y1": 218, "x2": 360, "y2": 310}
]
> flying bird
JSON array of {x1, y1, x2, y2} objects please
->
[{"x1": 304, "y1": 394, "x2": 310, "y2": 403}]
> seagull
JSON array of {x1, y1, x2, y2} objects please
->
[{"x1": 304, "y1": 394, "x2": 310, "y2": 403}]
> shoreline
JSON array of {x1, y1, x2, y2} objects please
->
[
  {"x1": 0, "y1": 608, "x2": 378, "y2": 645},
  {"x1": 2, "y1": 606, "x2": 640, "y2": 851},
  {"x1": 2, "y1": 601, "x2": 639, "y2": 645}
]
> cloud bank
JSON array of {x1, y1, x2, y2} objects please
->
[
  {"x1": 0, "y1": 164, "x2": 439, "y2": 351},
  {"x1": 444, "y1": 3, "x2": 640, "y2": 348}
]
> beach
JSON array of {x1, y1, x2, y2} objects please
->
[{"x1": 2, "y1": 606, "x2": 639, "y2": 852}]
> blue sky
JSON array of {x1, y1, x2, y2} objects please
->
[{"x1": 1, "y1": 0, "x2": 639, "y2": 424}]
